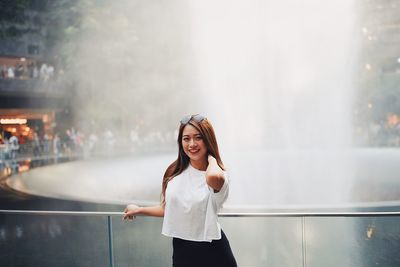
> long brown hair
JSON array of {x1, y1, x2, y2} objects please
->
[{"x1": 161, "y1": 116, "x2": 225, "y2": 204}]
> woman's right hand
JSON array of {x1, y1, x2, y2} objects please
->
[{"x1": 122, "y1": 204, "x2": 140, "y2": 221}]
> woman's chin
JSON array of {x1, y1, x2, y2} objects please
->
[{"x1": 188, "y1": 154, "x2": 206, "y2": 163}]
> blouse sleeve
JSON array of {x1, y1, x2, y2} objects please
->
[{"x1": 210, "y1": 171, "x2": 230, "y2": 208}]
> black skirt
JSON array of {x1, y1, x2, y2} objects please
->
[{"x1": 172, "y1": 230, "x2": 237, "y2": 267}]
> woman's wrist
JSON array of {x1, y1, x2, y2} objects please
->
[{"x1": 137, "y1": 206, "x2": 143, "y2": 215}]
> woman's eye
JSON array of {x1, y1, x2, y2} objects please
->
[
  {"x1": 183, "y1": 138, "x2": 189, "y2": 142},
  {"x1": 195, "y1": 136, "x2": 202, "y2": 141}
]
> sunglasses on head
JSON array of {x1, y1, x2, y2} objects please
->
[{"x1": 180, "y1": 114, "x2": 206, "y2": 125}]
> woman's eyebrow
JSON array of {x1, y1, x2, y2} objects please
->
[{"x1": 182, "y1": 133, "x2": 201, "y2": 137}]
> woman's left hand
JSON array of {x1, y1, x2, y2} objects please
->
[{"x1": 123, "y1": 204, "x2": 140, "y2": 221}]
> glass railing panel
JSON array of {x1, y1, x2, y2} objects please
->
[
  {"x1": 113, "y1": 216, "x2": 303, "y2": 267},
  {"x1": 0, "y1": 214, "x2": 110, "y2": 267},
  {"x1": 112, "y1": 216, "x2": 172, "y2": 267},
  {"x1": 305, "y1": 217, "x2": 400, "y2": 267},
  {"x1": 2, "y1": 212, "x2": 400, "y2": 267},
  {"x1": 220, "y1": 217, "x2": 304, "y2": 266}
]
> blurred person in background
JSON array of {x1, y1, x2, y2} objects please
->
[
  {"x1": 1, "y1": 65, "x2": 7, "y2": 78},
  {"x1": 39, "y1": 63, "x2": 48, "y2": 81},
  {"x1": 9, "y1": 135, "x2": 19, "y2": 160},
  {"x1": 103, "y1": 129, "x2": 115, "y2": 155},
  {"x1": 53, "y1": 133, "x2": 61, "y2": 163},
  {"x1": 87, "y1": 132, "x2": 99, "y2": 156},
  {"x1": 7, "y1": 66, "x2": 14, "y2": 79},
  {"x1": 32, "y1": 132, "x2": 41, "y2": 167}
]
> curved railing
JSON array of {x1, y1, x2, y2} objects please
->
[{"x1": 1, "y1": 209, "x2": 400, "y2": 267}]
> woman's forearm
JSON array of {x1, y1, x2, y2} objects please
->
[
  {"x1": 138, "y1": 205, "x2": 165, "y2": 217},
  {"x1": 206, "y1": 156, "x2": 225, "y2": 191},
  {"x1": 123, "y1": 204, "x2": 165, "y2": 220}
]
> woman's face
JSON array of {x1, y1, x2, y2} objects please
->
[{"x1": 182, "y1": 124, "x2": 208, "y2": 163}]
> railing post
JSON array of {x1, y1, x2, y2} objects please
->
[
  {"x1": 301, "y1": 216, "x2": 307, "y2": 267},
  {"x1": 107, "y1": 216, "x2": 115, "y2": 267}
]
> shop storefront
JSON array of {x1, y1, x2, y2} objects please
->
[{"x1": 0, "y1": 110, "x2": 55, "y2": 144}]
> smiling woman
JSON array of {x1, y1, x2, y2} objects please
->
[
  {"x1": 181, "y1": 124, "x2": 208, "y2": 169},
  {"x1": 123, "y1": 114, "x2": 237, "y2": 267}
]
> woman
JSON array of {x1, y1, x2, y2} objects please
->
[{"x1": 123, "y1": 114, "x2": 237, "y2": 267}]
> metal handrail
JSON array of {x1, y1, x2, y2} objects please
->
[
  {"x1": 1, "y1": 209, "x2": 400, "y2": 217},
  {"x1": 0, "y1": 210, "x2": 123, "y2": 216}
]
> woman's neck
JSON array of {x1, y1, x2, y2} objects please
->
[{"x1": 190, "y1": 159, "x2": 208, "y2": 171}]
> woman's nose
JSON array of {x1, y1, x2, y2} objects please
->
[{"x1": 189, "y1": 139, "x2": 197, "y2": 147}]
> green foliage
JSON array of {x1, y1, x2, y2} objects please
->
[
  {"x1": 0, "y1": 0, "x2": 32, "y2": 38},
  {"x1": 0, "y1": 0, "x2": 30, "y2": 23}
]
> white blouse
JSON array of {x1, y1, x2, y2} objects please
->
[{"x1": 161, "y1": 164, "x2": 230, "y2": 242}]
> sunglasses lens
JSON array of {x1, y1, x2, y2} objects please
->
[
  {"x1": 180, "y1": 114, "x2": 206, "y2": 125},
  {"x1": 180, "y1": 115, "x2": 192, "y2": 125},
  {"x1": 192, "y1": 114, "x2": 205, "y2": 122}
]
